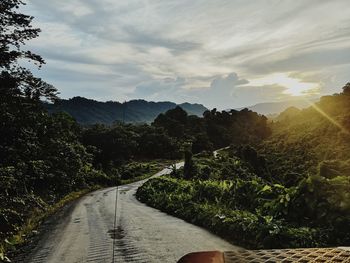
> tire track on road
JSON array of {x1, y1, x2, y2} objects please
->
[{"x1": 16, "y1": 163, "x2": 239, "y2": 263}]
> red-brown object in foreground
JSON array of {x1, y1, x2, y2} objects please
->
[
  {"x1": 178, "y1": 248, "x2": 350, "y2": 263},
  {"x1": 178, "y1": 251, "x2": 224, "y2": 263}
]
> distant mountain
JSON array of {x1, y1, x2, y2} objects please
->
[
  {"x1": 275, "y1": 106, "x2": 302, "y2": 122},
  {"x1": 235, "y1": 99, "x2": 317, "y2": 116},
  {"x1": 44, "y1": 97, "x2": 208, "y2": 125}
]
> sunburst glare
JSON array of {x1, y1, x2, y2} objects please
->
[{"x1": 249, "y1": 73, "x2": 320, "y2": 97}]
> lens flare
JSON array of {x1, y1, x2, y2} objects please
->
[
  {"x1": 249, "y1": 73, "x2": 319, "y2": 96},
  {"x1": 303, "y1": 98, "x2": 350, "y2": 135}
]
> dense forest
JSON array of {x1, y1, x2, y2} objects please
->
[{"x1": 137, "y1": 85, "x2": 350, "y2": 249}]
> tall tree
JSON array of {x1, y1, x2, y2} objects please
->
[
  {"x1": 342, "y1": 82, "x2": 350, "y2": 95},
  {"x1": 0, "y1": 0, "x2": 58, "y2": 193},
  {"x1": 0, "y1": 0, "x2": 57, "y2": 101}
]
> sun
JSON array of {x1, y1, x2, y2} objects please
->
[
  {"x1": 249, "y1": 73, "x2": 320, "y2": 97},
  {"x1": 270, "y1": 74, "x2": 318, "y2": 96}
]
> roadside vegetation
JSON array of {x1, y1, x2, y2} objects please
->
[{"x1": 137, "y1": 86, "x2": 350, "y2": 249}]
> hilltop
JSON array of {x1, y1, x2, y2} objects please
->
[
  {"x1": 44, "y1": 97, "x2": 208, "y2": 125},
  {"x1": 234, "y1": 99, "x2": 317, "y2": 116}
]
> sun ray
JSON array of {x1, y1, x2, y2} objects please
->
[{"x1": 302, "y1": 98, "x2": 350, "y2": 135}]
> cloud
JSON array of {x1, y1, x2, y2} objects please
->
[
  {"x1": 210, "y1": 73, "x2": 248, "y2": 93},
  {"x1": 245, "y1": 47, "x2": 350, "y2": 74},
  {"x1": 133, "y1": 77, "x2": 187, "y2": 99},
  {"x1": 188, "y1": 73, "x2": 249, "y2": 108},
  {"x1": 187, "y1": 73, "x2": 290, "y2": 109},
  {"x1": 129, "y1": 73, "x2": 250, "y2": 109},
  {"x1": 128, "y1": 72, "x2": 289, "y2": 110},
  {"x1": 21, "y1": 0, "x2": 350, "y2": 109}
]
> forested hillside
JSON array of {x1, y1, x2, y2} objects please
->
[
  {"x1": 261, "y1": 84, "x2": 350, "y2": 183},
  {"x1": 45, "y1": 97, "x2": 207, "y2": 125},
  {"x1": 137, "y1": 84, "x2": 350, "y2": 249}
]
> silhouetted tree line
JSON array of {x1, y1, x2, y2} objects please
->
[
  {"x1": 81, "y1": 106, "x2": 271, "y2": 171},
  {"x1": 81, "y1": 123, "x2": 181, "y2": 170},
  {"x1": 153, "y1": 106, "x2": 270, "y2": 149}
]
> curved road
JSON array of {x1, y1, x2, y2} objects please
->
[{"x1": 18, "y1": 163, "x2": 239, "y2": 263}]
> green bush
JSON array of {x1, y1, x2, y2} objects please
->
[{"x1": 137, "y1": 176, "x2": 325, "y2": 248}]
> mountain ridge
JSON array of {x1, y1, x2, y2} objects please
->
[
  {"x1": 44, "y1": 96, "x2": 208, "y2": 125},
  {"x1": 233, "y1": 99, "x2": 318, "y2": 115}
]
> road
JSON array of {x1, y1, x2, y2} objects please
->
[{"x1": 17, "y1": 163, "x2": 239, "y2": 263}]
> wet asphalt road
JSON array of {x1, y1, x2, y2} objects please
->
[{"x1": 18, "y1": 163, "x2": 239, "y2": 263}]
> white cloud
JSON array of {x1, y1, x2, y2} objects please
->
[{"x1": 22, "y1": 0, "x2": 350, "y2": 109}]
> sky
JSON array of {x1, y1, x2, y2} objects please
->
[{"x1": 23, "y1": 0, "x2": 350, "y2": 109}]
